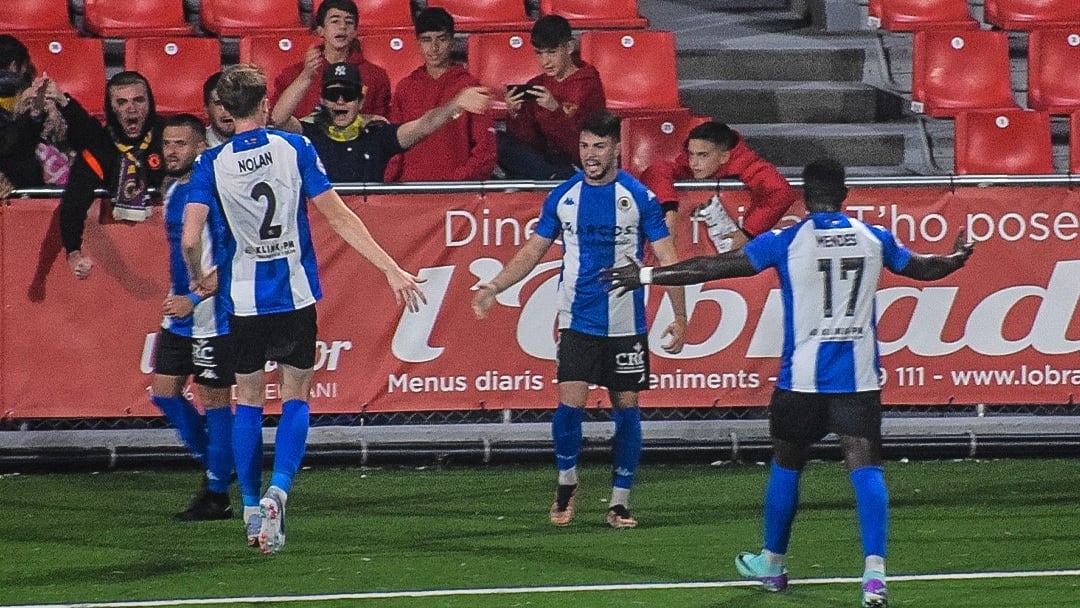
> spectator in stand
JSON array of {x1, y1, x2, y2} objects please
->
[
  {"x1": 276, "y1": 62, "x2": 492, "y2": 182},
  {"x1": 57, "y1": 71, "x2": 166, "y2": 279},
  {"x1": 203, "y1": 72, "x2": 234, "y2": 148},
  {"x1": 270, "y1": 0, "x2": 391, "y2": 125},
  {"x1": 641, "y1": 121, "x2": 797, "y2": 253},
  {"x1": 0, "y1": 35, "x2": 43, "y2": 190},
  {"x1": 497, "y1": 15, "x2": 606, "y2": 181},
  {"x1": 383, "y1": 7, "x2": 496, "y2": 182}
]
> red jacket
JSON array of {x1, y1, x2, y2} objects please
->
[
  {"x1": 385, "y1": 64, "x2": 496, "y2": 182},
  {"x1": 271, "y1": 47, "x2": 391, "y2": 119},
  {"x1": 641, "y1": 132, "x2": 797, "y2": 236},
  {"x1": 506, "y1": 61, "x2": 605, "y2": 164}
]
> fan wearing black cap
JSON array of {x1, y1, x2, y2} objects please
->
[{"x1": 276, "y1": 62, "x2": 492, "y2": 183}]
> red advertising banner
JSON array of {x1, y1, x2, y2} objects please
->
[{"x1": 1, "y1": 186, "x2": 1077, "y2": 419}]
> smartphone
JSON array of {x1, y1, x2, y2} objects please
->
[{"x1": 506, "y1": 84, "x2": 539, "y2": 99}]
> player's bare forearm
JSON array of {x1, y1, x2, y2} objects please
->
[
  {"x1": 314, "y1": 191, "x2": 397, "y2": 273},
  {"x1": 181, "y1": 203, "x2": 210, "y2": 282},
  {"x1": 484, "y1": 235, "x2": 553, "y2": 293},
  {"x1": 899, "y1": 232, "x2": 974, "y2": 281},
  {"x1": 653, "y1": 252, "x2": 758, "y2": 286},
  {"x1": 651, "y1": 236, "x2": 687, "y2": 319}
]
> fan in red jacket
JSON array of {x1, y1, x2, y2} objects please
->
[
  {"x1": 641, "y1": 121, "x2": 797, "y2": 252},
  {"x1": 384, "y1": 8, "x2": 496, "y2": 182},
  {"x1": 269, "y1": 0, "x2": 391, "y2": 124}
]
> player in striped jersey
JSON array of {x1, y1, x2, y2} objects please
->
[
  {"x1": 473, "y1": 111, "x2": 688, "y2": 529},
  {"x1": 150, "y1": 114, "x2": 235, "y2": 522},
  {"x1": 605, "y1": 158, "x2": 974, "y2": 607},
  {"x1": 182, "y1": 65, "x2": 426, "y2": 555}
]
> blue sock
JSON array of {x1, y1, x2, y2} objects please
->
[
  {"x1": 233, "y1": 404, "x2": 264, "y2": 507},
  {"x1": 204, "y1": 406, "x2": 234, "y2": 494},
  {"x1": 611, "y1": 407, "x2": 642, "y2": 490},
  {"x1": 151, "y1": 395, "x2": 208, "y2": 464},
  {"x1": 763, "y1": 460, "x2": 801, "y2": 554},
  {"x1": 551, "y1": 403, "x2": 584, "y2": 473},
  {"x1": 269, "y1": 399, "x2": 310, "y2": 494},
  {"x1": 850, "y1": 465, "x2": 889, "y2": 558}
]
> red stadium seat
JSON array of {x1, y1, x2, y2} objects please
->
[
  {"x1": 867, "y1": 0, "x2": 979, "y2": 31},
  {"x1": 1027, "y1": 29, "x2": 1080, "y2": 114},
  {"x1": 424, "y1": 0, "x2": 533, "y2": 33},
  {"x1": 911, "y1": 30, "x2": 1019, "y2": 117},
  {"x1": 23, "y1": 36, "x2": 107, "y2": 117},
  {"x1": 238, "y1": 32, "x2": 320, "y2": 99},
  {"x1": 953, "y1": 109, "x2": 1054, "y2": 174},
  {"x1": 579, "y1": 30, "x2": 681, "y2": 116},
  {"x1": 200, "y1": 0, "x2": 303, "y2": 37},
  {"x1": 312, "y1": 0, "x2": 414, "y2": 35},
  {"x1": 539, "y1": 0, "x2": 649, "y2": 29},
  {"x1": 1071, "y1": 111, "x2": 1080, "y2": 173},
  {"x1": 359, "y1": 34, "x2": 421, "y2": 94},
  {"x1": 0, "y1": 0, "x2": 76, "y2": 35},
  {"x1": 83, "y1": 0, "x2": 193, "y2": 38},
  {"x1": 984, "y1": 0, "x2": 1080, "y2": 31},
  {"x1": 124, "y1": 38, "x2": 222, "y2": 117},
  {"x1": 620, "y1": 110, "x2": 706, "y2": 178},
  {"x1": 466, "y1": 32, "x2": 539, "y2": 119}
]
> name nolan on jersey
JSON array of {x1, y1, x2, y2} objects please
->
[{"x1": 237, "y1": 151, "x2": 273, "y2": 174}]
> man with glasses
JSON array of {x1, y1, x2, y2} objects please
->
[{"x1": 275, "y1": 62, "x2": 491, "y2": 182}]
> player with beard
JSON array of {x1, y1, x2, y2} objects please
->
[
  {"x1": 150, "y1": 113, "x2": 235, "y2": 522},
  {"x1": 473, "y1": 111, "x2": 687, "y2": 529},
  {"x1": 276, "y1": 62, "x2": 492, "y2": 182},
  {"x1": 57, "y1": 71, "x2": 166, "y2": 279}
]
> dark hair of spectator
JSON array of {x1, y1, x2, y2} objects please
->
[
  {"x1": 531, "y1": 15, "x2": 573, "y2": 49},
  {"x1": 314, "y1": 0, "x2": 358, "y2": 29},
  {"x1": 801, "y1": 157, "x2": 848, "y2": 211},
  {"x1": 0, "y1": 35, "x2": 33, "y2": 77},
  {"x1": 163, "y1": 113, "x2": 207, "y2": 143},
  {"x1": 581, "y1": 110, "x2": 621, "y2": 141},
  {"x1": 216, "y1": 64, "x2": 267, "y2": 120},
  {"x1": 203, "y1": 72, "x2": 222, "y2": 107},
  {"x1": 414, "y1": 7, "x2": 455, "y2": 37},
  {"x1": 687, "y1": 121, "x2": 738, "y2": 151}
]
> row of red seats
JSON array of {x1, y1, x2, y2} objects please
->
[
  {"x1": 953, "y1": 108, "x2": 1079, "y2": 175},
  {"x1": 17, "y1": 29, "x2": 681, "y2": 121},
  {"x1": 869, "y1": 0, "x2": 1080, "y2": 32},
  {"x1": 911, "y1": 29, "x2": 1080, "y2": 117},
  {"x1": 0, "y1": 0, "x2": 647, "y2": 37}
]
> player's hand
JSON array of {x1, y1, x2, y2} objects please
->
[
  {"x1": 162, "y1": 294, "x2": 195, "y2": 319},
  {"x1": 190, "y1": 267, "x2": 218, "y2": 298},
  {"x1": 67, "y1": 250, "x2": 93, "y2": 280},
  {"x1": 661, "y1": 315, "x2": 687, "y2": 354},
  {"x1": 952, "y1": 230, "x2": 974, "y2": 265},
  {"x1": 454, "y1": 87, "x2": 493, "y2": 116},
  {"x1": 471, "y1": 283, "x2": 498, "y2": 319},
  {"x1": 387, "y1": 267, "x2": 427, "y2": 312},
  {"x1": 600, "y1": 257, "x2": 644, "y2": 297}
]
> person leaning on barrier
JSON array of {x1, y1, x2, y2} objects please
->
[
  {"x1": 641, "y1": 120, "x2": 797, "y2": 254},
  {"x1": 57, "y1": 71, "x2": 166, "y2": 279},
  {"x1": 603, "y1": 158, "x2": 974, "y2": 608},
  {"x1": 276, "y1": 62, "x2": 492, "y2": 183}
]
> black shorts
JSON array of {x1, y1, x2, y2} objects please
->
[
  {"x1": 556, "y1": 329, "x2": 650, "y2": 392},
  {"x1": 768, "y1": 388, "x2": 882, "y2": 443},
  {"x1": 153, "y1": 328, "x2": 236, "y2": 388},
  {"x1": 230, "y1": 305, "x2": 318, "y2": 375}
]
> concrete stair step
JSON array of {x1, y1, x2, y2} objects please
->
[
  {"x1": 733, "y1": 122, "x2": 910, "y2": 168},
  {"x1": 681, "y1": 80, "x2": 902, "y2": 123},
  {"x1": 678, "y1": 47, "x2": 865, "y2": 81}
]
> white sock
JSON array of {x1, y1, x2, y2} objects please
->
[
  {"x1": 763, "y1": 549, "x2": 786, "y2": 568},
  {"x1": 558, "y1": 467, "x2": 578, "y2": 486},
  {"x1": 865, "y1": 555, "x2": 886, "y2": 574},
  {"x1": 609, "y1": 487, "x2": 630, "y2": 508}
]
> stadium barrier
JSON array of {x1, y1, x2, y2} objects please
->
[{"x1": 1, "y1": 177, "x2": 1077, "y2": 422}]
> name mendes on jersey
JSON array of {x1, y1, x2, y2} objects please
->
[
  {"x1": 816, "y1": 233, "x2": 858, "y2": 248},
  {"x1": 237, "y1": 151, "x2": 273, "y2": 173}
]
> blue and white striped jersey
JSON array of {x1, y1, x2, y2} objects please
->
[
  {"x1": 188, "y1": 128, "x2": 333, "y2": 317},
  {"x1": 161, "y1": 179, "x2": 229, "y2": 339},
  {"x1": 744, "y1": 212, "x2": 912, "y2": 393},
  {"x1": 534, "y1": 170, "x2": 670, "y2": 337}
]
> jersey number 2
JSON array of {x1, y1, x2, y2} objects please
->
[
  {"x1": 251, "y1": 182, "x2": 282, "y2": 240},
  {"x1": 817, "y1": 256, "x2": 864, "y2": 318}
]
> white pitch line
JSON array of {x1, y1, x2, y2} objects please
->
[{"x1": 7, "y1": 569, "x2": 1080, "y2": 608}]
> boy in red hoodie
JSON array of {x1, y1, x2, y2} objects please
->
[
  {"x1": 498, "y1": 14, "x2": 606, "y2": 180},
  {"x1": 384, "y1": 7, "x2": 496, "y2": 182},
  {"x1": 641, "y1": 121, "x2": 797, "y2": 252}
]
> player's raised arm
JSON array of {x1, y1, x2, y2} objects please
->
[
  {"x1": 897, "y1": 231, "x2": 974, "y2": 281},
  {"x1": 472, "y1": 233, "x2": 554, "y2": 319}
]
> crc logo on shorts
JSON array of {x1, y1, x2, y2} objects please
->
[
  {"x1": 617, "y1": 196, "x2": 632, "y2": 211},
  {"x1": 614, "y1": 341, "x2": 646, "y2": 375},
  {"x1": 192, "y1": 338, "x2": 216, "y2": 368}
]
